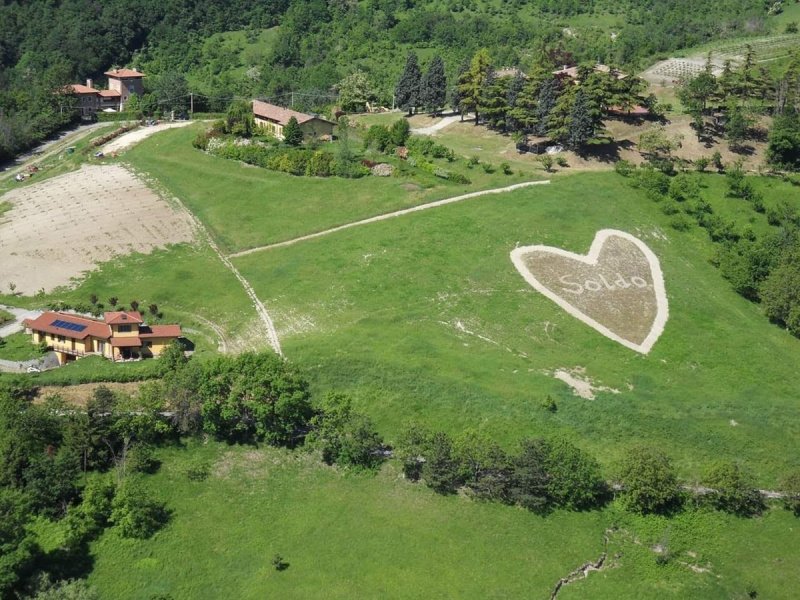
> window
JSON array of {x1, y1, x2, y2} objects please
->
[{"x1": 118, "y1": 324, "x2": 132, "y2": 333}]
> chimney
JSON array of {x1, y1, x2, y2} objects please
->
[{"x1": 86, "y1": 78, "x2": 93, "y2": 89}]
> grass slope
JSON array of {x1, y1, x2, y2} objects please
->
[
  {"x1": 124, "y1": 125, "x2": 541, "y2": 253},
  {"x1": 233, "y1": 171, "x2": 800, "y2": 484},
  {"x1": 86, "y1": 442, "x2": 800, "y2": 599}
]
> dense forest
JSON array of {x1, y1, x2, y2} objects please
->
[{"x1": 0, "y1": 0, "x2": 772, "y2": 160}]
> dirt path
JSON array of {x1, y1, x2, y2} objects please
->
[
  {"x1": 0, "y1": 305, "x2": 41, "y2": 337},
  {"x1": 161, "y1": 188, "x2": 283, "y2": 356},
  {"x1": 103, "y1": 121, "x2": 193, "y2": 153},
  {"x1": 0, "y1": 122, "x2": 107, "y2": 182},
  {"x1": 229, "y1": 180, "x2": 550, "y2": 259},
  {"x1": 412, "y1": 114, "x2": 472, "y2": 135}
]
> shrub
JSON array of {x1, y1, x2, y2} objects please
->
[
  {"x1": 363, "y1": 125, "x2": 393, "y2": 152},
  {"x1": 555, "y1": 155, "x2": 569, "y2": 168},
  {"x1": 616, "y1": 446, "x2": 680, "y2": 515},
  {"x1": 544, "y1": 437, "x2": 607, "y2": 510},
  {"x1": 781, "y1": 470, "x2": 800, "y2": 516},
  {"x1": 660, "y1": 200, "x2": 681, "y2": 215},
  {"x1": 538, "y1": 155, "x2": 554, "y2": 172},
  {"x1": 110, "y1": 479, "x2": 169, "y2": 539},
  {"x1": 702, "y1": 461, "x2": 764, "y2": 516},
  {"x1": 633, "y1": 166, "x2": 670, "y2": 200},
  {"x1": 467, "y1": 155, "x2": 480, "y2": 168},
  {"x1": 306, "y1": 151, "x2": 334, "y2": 177},
  {"x1": 500, "y1": 161, "x2": 512, "y2": 175},
  {"x1": 389, "y1": 118, "x2": 411, "y2": 147},
  {"x1": 694, "y1": 157, "x2": 709, "y2": 172},
  {"x1": 307, "y1": 393, "x2": 385, "y2": 470},
  {"x1": 541, "y1": 395, "x2": 557, "y2": 412},
  {"x1": 614, "y1": 159, "x2": 635, "y2": 177},
  {"x1": 711, "y1": 150, "x2": 724, "y2": 172},
  {"x1": 670, "y1": 214, "x2": 693, "y2": 231},
  {"x1": 454, "y1": 430, "x2": 511, "y2": 502},
  {"x1": 186, "y1": 462, "x2": 210, "y2": 482}
]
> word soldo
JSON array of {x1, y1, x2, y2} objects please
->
[{"x1": 559, "y1": 273, "x2": 649, "y2": 295}]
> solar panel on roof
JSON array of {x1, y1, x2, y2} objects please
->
[{"x1": 50, "y1": 318, "x2": 87, "y2": 332}]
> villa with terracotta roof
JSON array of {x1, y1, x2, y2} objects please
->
[
  {"x1": 23, "y1": 310, "x2": 181, "y2": 365},
  {"x1": 252, "y1": 100, "x2": 335, "y2": 141},
  {"x1": 67, "y1": 69, "x2": 145, "y2": 117}
]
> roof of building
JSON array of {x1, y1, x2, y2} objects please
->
[
  {"x1": 105, "y1": 68, "x2": 145, "y2": 79},
  {"x1": 139, "y1": 324, "x2": 182, "y2": 338},
  {"x1": 23, "y1": 312, "x2": 111, "y2": 341},
  {"x1": 104, "y1": 311, "x2": 143, "y2": 325},
  {"x1": 252, "y1": 100, "x2": 335, "y2": 126},
  {"x1": 68, "y1": 84, "x2": 100, "y2": 95},
  {"x1": 553, "y1": 64, "x2": 626, "y2": 80},
  {"x1": 98, "y1": 89, "x2": 121, "y2": 98}
]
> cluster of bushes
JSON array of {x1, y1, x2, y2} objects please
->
[
  {"x1": 89, "y1": 123, "x2": 138, "y2": 148},
  {"x1": 0, "y1": 377, "x2": 176, "y2": 597},
  {"x1": 362, "y1": 119, "x2": 410, "y2": 153},
  {"x1": 197, "y1": 129, "x2": 370, "y2": 179},
  {"x1": 407, "y1": 156, "x2": 471, "y2": 184},
  {"x1": 406, "y1": 135, "x2": 455, "y2": 162},
  {"x1": 393, "y1": 423, "x2": 790, "y2": 520},
  {"x1": 617, "y1": 158, "x2": 800, "y2": 337},
  {"x1": 396, "y1": 425, "x2": 608, "y2": 511}
]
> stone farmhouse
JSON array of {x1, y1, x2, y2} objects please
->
[
  {"x1": 68, "y1": 68, "x2": 145, "y2": 117},
  {"x1": 252, "y1": 100, "x2": 335, "y2": 141},
  {"x1": 23, "y1": 310, "x2": 181, "y2": 365}
]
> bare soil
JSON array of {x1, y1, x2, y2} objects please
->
[
  {"x1": 33, "y1": 381, "x2": 143, "y2": 406},
  {"x1": 102, "y1": 121, "x2": 193, "y2": 153},
  {"x1": 0, "y1": 164, "x2": 195, "y2": 294}
]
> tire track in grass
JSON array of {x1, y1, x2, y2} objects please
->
[
  {"x1": 163, "y1": 183, "x2": 284, "y2": 357},
  {"x1": 228, "y1": 179, "x2": 551, "y2": 258}
]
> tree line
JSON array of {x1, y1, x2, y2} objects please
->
[
  {"x1": 3, "y1": 345, "x2": 799, "y2": 597},
  {"x1": 0, "y1": 0, "x2": 773, "y2": 161},
  {"x1": 390, "y1": 48, "x2": 650, "y2": 152}
]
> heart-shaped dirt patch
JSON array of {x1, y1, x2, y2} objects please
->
[{"x1": 510, "y1": 229, "x2": 668, "y2": 353}]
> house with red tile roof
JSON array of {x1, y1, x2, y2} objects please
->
[
  {"x1": 252, "y1": 100, "x2": 335, "y2": 141},
  {"x1": 23, "y1": 310, "x2": 181, "y2": 364},
  {"x1": 67, "y1": 69, "x2": 145, "y2": 117}
]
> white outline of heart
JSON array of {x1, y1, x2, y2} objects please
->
[{"x1": 510, "y1": 229, "x2": 669, "y2": 354}]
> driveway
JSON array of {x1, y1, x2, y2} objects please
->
[{"x1": 0, "y1": 305, "x2": 41, "y2": 337}]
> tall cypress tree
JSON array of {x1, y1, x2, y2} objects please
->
[
  {"x1": 505, "y1": 72, "x2": 526, "y2": 132},
  {"x1": 480, "y1": 70, "x2": 511, "y2": 131},
  {"x1": 451, "y1": 57, "x2": 470, "y2": 118},
  {"x1": 422, "y1": 55, "x2": 448, "y2": 115},
  {"x1": 458, "y1": 48, "x2": 492, "y2": 125},
  {"x1": 395, "y1": 52, "x2": 422, "y2": 116},
  {"x1": 535, "y1": 78, "x2": 560, "y2": 136},
  {"x1": 567, "y1": 88, "x2": 596, "y2": 150}
]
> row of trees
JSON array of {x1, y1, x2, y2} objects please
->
[
  {"x1": 392, "y1": 48, "x2": 649, "y2": 151},
  {"x1": 395, "y1": 423, "x2": 790, "y2": 518},
  {"x1": 4, "y1": 344, "x2": 800, "y2": 595}
]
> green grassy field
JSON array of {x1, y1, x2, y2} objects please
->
[
  {"x1": 231, "y1": 171, "x2": 800, "y2": 485},
  {"x1": 124, "y1": 125, "x2": 541, "y2": 253},
  {"x1": 0, "y1": 332, "x2": 42, "y2": 361},
  {"x1": 84, "y1": 442, "x2": 800, "y2": 599}
]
